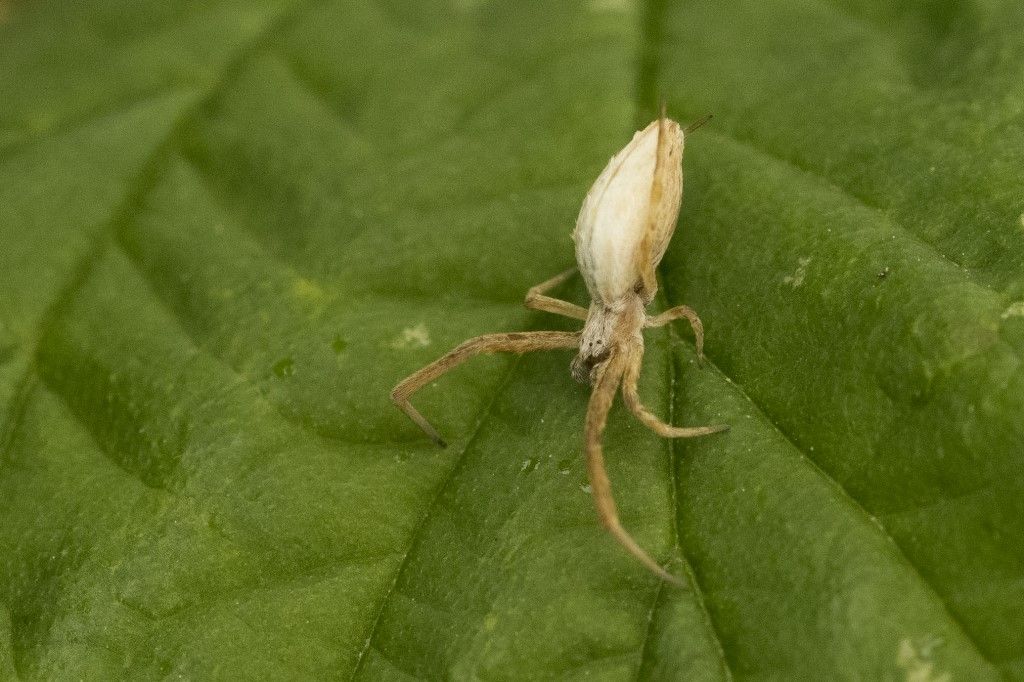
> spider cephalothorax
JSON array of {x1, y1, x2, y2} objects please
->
[{"x1": 391, "y1": 111, "x2": 726, "y2": 583}]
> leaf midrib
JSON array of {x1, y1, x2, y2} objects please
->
[{"x1": 653, "y1": 280, "x2": 734, "y2": 682}]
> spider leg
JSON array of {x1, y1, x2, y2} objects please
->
[
  {"x1": 524, "y1": 268, "x2": 588, "y2": 321},
  {"x1": 622, "y1": 340, "x2": 728, "y2": 438},
  {"x1": 584, "y1": 351, "x2": 683, "y2": 585},
  {"x1": 391, "y1": 330, "x2": 581, "y2": 447},
  {"x1": 645, "y1": 304, "x2": 705, "y2": 360}
]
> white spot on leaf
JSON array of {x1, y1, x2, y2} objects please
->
[
  {"x1": 897, "y1": 636, "x2": 950, "y2": 682},
  {"x1": 391, "y1": 323, "x2": 432, "y2": 349},
  {"x1": 783, "y1": 257, "x2": 812, "y2": 287},
  {"x1": 1001, "y1": 301, "x2": 1024, "y2": 319},
  {"x1": 291, "y1": 277, "x2": 327, "y2": 303},
  {"x1": 590, "y1": 0, "x2": 630, "y2": 12}
]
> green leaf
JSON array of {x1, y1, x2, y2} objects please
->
[{"x1": 1, "y1": 0, "x2": 1021, "y2": 679}]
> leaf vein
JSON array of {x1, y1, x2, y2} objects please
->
[
  {"x1": 637, "y1": 0, "x2": 735, "y2": 674},
  {"x1": 680, "y1": 340, "x2": 1000, "y2": 669},
  {"x1": 650, "y1": 279, "x2": 734, "y2": 681},
  {"x1": 702, "y1": 127, "x2": 992, "y2": 292},
  {"x1": 349, "y1": 353, "x2": 529, "y2": 680}
]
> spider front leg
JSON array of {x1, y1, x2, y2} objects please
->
[
  {"x1": 391, "y1": 331, "x2": 581, "y2": 447},
  {"x1": 645, "y1": 304, "x2": 705, "y2": 360},
  {"x1": 585, "y1": 351, "x2": 684, "y2": 585},
  {"x1": 622, "y1": 339, "x2": 728, "y2": 438},
  {"x1": 524, "y1": 268, "x2": 588, "y2": 321}
]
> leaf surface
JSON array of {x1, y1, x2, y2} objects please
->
[{"x1": 1, "y1": 0, "x2": 1022, "y2": 679}]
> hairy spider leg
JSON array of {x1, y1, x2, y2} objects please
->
[
  {"x1": 391, "y1": 331, "x2": 581, "y2": 447},
  {"x1": 645, "y1": 304, "x2": 705, "y2": 360},
  {"x1": 584, "y1": 350, "x2": 684, "y2": 585},
  {"x1": 523, "y1": 268, "x2": 588, "y2": 320},
  {"x1": 621, "y1": 338, "x2": 728, "y2": 438}
]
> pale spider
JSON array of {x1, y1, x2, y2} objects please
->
[{"x1": 391, "y1": 110, "x2": 726, "y2": 583}]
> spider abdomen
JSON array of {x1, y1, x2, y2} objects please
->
[{"x1": 573, "y1": 116, "x2": 685, "y2": 306}]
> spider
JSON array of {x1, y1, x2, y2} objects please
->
[{"x1": 390, "y1": 110, "x2": 727, "y2": 583}]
